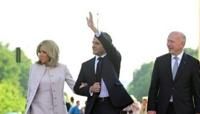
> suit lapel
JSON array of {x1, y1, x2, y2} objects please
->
[
  {"x1": 89, "y1": 57, "x2": 96, "y2": 81},
  {"x1": 101, "y1": 56, "x2": 118, "y2": 85},
  {"x1": 174, "y1": 53, "x2": 187, "y2": 82},
  {"x1": 166, "y1": 54, "x2": 174, "y2": 82}
]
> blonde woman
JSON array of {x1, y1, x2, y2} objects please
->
[{"x1": 25, "y1": 40, "x2": 75, "y2": 114}]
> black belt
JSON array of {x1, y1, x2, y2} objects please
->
[{"x1": 97, "y1": 97, "x2": 110, "y2": 102}]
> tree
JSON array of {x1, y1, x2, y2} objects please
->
[
  {"x1": 0, "y1": 43, "x2": 20, "y2": 81},
  {"x1": 184, "y1": 48, "x2": 198, "y2": 59},
  {"x1": 0, "y1": 80, "x2": 26, "y2": 114},
  {"x1": 0, "y1": 43, "x2": 31, "y2": 95},
  {"x1": 127, "y1": 62, "x2": 153, "y2": 101},
  {"x1": 17, "y1": 50, "x2": 32, "y2": 95},
  {"x1": 0, "y1": 42, "x2": 32, "y2": 113}
]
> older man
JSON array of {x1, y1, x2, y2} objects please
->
[{"x1": 147, "y1": 31, "x2": 200, "y2": 114}]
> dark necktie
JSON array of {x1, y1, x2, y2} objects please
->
[
  {"x1": 96, "y1": 57, "x2": 103, "y2": 82},
  {"x1": 94, "y1": 57, "x2": 103, "y2": 96}
]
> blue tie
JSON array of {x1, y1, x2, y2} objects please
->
[{"x1": 172, "y1": 56, "x2": 179, "y2": 80}]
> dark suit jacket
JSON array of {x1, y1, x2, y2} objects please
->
[
  {"x1": 147, "y1": 53, "x2": 200, "y2": 114},
  {"x1": 74, "y1": 32, "x2": 133, "y2": 114}
]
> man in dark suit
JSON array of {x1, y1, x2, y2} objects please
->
[
  {"x1": 74, "y1": 12, "x2": 133, "y2": 114},
  {"x1": 147, "y1": 31, "x2": 200, "y2": 114}
]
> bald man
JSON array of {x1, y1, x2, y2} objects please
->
[{"x1": 147, "y1": 31, "x2": 200, "y2": 114}]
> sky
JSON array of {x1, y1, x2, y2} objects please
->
[{"x1": 0, "y1": 0, "x2": 199, "y2": 102}]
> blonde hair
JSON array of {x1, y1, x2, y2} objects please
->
[{"x1": 36, "y1": 40, "x2": 59, "y2": 67}]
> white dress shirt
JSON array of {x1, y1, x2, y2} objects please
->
[
  {"x1": 170, "y1": 51, "x2": 184, "y2": 102},
  {"x1": 95, "y1": 54, "x2": 109, "y2": 98}
]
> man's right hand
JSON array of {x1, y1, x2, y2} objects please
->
[
  {"x1": 89, "y1": 82, "x2": 101, "y2": 93},
  {"x1": 147, "y1": 111, "x2": 156, "y2": 114},
  {"x1": 86, "y1": 12, "x2": 98, "y2": 33}
]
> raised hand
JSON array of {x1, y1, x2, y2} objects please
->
[{"x1": 86, "y1": 12, "x2": 98, "y2": 33}]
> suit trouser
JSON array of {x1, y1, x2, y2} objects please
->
[
  {"x1": 166, "y1": 102, "x2": 176, "y2": 114},
  {"x1": 91, "y1": 97, "x2": 121, "y2": 114}
]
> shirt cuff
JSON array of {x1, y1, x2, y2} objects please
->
[
  {"x1": 95, "y1": 31, "x2": 101, "y2": 37},
  {"x1": 89, "y1": 91, "x2": 93, "y2": 96}
]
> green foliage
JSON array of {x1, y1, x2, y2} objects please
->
[
  {"x1": 16, "y1": 51, "x2": 32, "y2": 95},
  {"x1": 0, "y1": 42, "x2": 32, "y2": 113},
  {"x1": 0, "y1": 43, "x2": 31, "y2": 95},
  {"x1": 184, "y1": 48, "x2": 198, "y2": 59},
  {"x1": 0, "y1": 43, "x2": 20, "y2": 81},
  {"x1": 0, "y1": 80, "x2": 26, "y2": 114},
  {"x1": 127, "y1": 48, "x2": 198, "y2": 101},
  {"x1": 127, "y1": 62, "x2": 154, "y2": 101}
]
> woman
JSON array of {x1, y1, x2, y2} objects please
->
[{"x1": 25, "y1": 40, "x2": 75, "y2": 114}]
